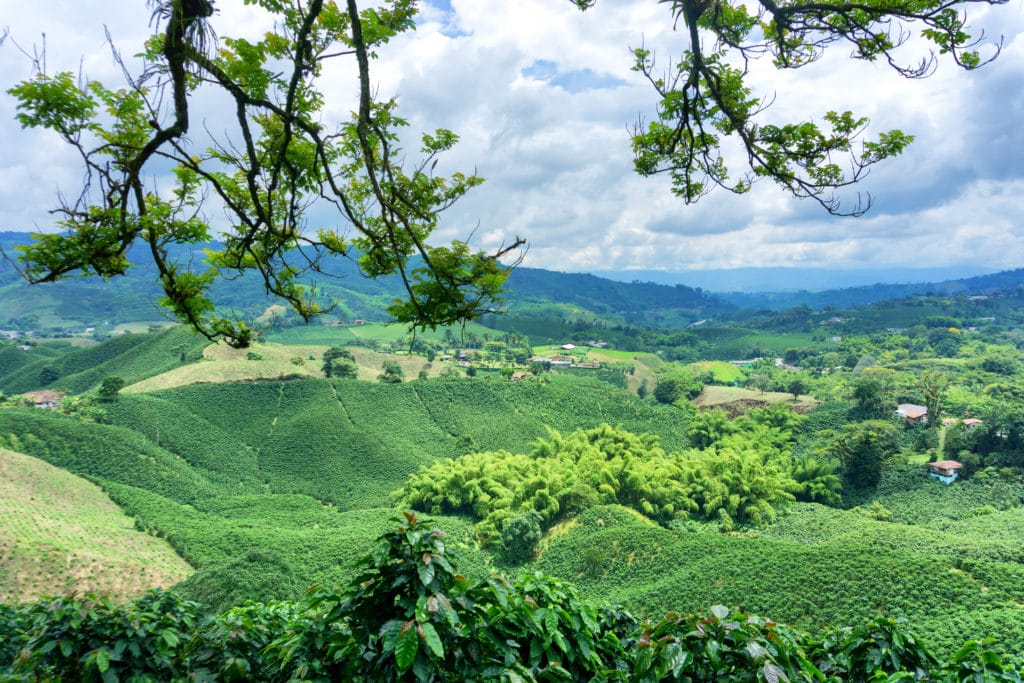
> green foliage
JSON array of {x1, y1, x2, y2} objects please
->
[
  {"x1": 502, "y1": 510, "x2": 545, "y2": 564},
  {"x1": 537, "y1": 503, "x2": 1024, "y2": 667},
  {"x1": 919, "y1": 369, "x2": 950, "y2": 429},
  {"x1": 824, "y1": 420, "x2": 900, "y2": 489},
  {"x1": 0, "y1": 408, "x2": 220, "y2": 505},
  {"x1": 97, "y1": 375, "x2": 126, "y2": 401},
  {"x1": 9, "y1": 2, "x2": 514, "y2": 346},
  {"x1": 6, "y1": 589, "x2": 201, "y2": 681},
  {"x1": 653, "y1": 368, "x2": 704, "y2": 404},
  {"x1": 3, "y1": 515, "x2": 1020, "y2": 681},
  {"x1": 592, "y1": 0, "x2": 1005, "y2": 215},
  {"x1": 322, "y1": 346, "x2": 356, "y2": 377},
  {"x1": 396, "y1": 420, "x2": 805, "y2": 542},
  {"x1": 788, "y1": 376, "x2": 809, "y2": 399},
  {"x1": 852, "y1": 371, "x2": 891, "y2": 419},
  {"x1": 0, "y1": 326, "x2": 209, "y2": 395},
  {"x1": 378, "y1": 359, "x2": 405, "y2": 383}
]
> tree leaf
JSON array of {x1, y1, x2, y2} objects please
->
[
  {"x1": 95, "y1": 648, "x2": 110, "y2": 672},
  {"x1": 763, "y1": 663, "x2": 788, "y2": 683},
  {"x1": 419, "y1": 621, "x2": 444, "y2": 658},
  {"x1": 418, "y1": 560, "x2": 436, "y2": 587},
  {"x1": 395, "y1": 620, "x2": 419, "y2": 672}
]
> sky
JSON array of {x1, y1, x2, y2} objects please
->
[{"x1": 1, "y1": 0, "x2": 1022, "y2": 278}]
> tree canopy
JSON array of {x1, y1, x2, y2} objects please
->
[{"x1": 6, "y1": 0, "x2": 1007, "y2": 345}]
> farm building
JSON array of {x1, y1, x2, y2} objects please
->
[
  {"x1": 21, "y1": 390, "x2": 65, "y2": 409},
  {"x1": 896, "y1": 404, "x2": 928, "y2": 424},
  {"x1": 928, "y1": 460, "x2": 963, "y2": 484}
]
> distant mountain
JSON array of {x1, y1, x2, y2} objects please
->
[
  {"x1": 4, "y1": 230, "x2": 1019, "y2": 326},
  {"x1": 719, "y1": 268, "x2": 1024, "y2": 310},
  {"x1": 503, "y1": 267, "x2": 731, "y2": 321},
  {"x1": 589, "y1": 266, "x2": 995, "y2": 293},
  {"x1": 0, "y1": 232, "x2": 732, "y2": 332}
]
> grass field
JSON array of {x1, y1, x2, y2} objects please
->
[
  {"x1": 124, "y1": 341, "x2": 323, "y2": 392},
  {"x1": 692, "y1": 385, "x2": 816, "y2": 412},
  {"x1": 685, "y1": 360, "x2": 745, "y2": 384},
  {"x1": 266, "y1": 320, "x2": 496, "y2": 345},
  {"x1": 124, "y1": 342, "x2": 451, "y2": 392},
  {"x1": 0, "y1": 448, "x2": 192, "y2": 602}
]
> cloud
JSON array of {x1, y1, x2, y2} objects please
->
[
  {"x1": 521, "y1": 60, "x2": 627, "y2": 93},
  {"x1": 1, "y1": 0, "x2": 1021, "y2": 277}
]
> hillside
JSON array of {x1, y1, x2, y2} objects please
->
[
  {"x1": 2, "y1": 369, "x2": 1024, "y2": 665},
  {"x1": 534, "y1": 501, "x2": 1024, "y2": 662},
  {"x1": 0, "y1": 232, "x2": 733, "y2": 335},
  {"x1": 0, "y1": 326, "x2": 210, "y2": 396},
  {"x1": 0, "y1": 375, "x2": 688, "y2": 608},
  {"x1": 0, "y1": 448, "x2": 192, "y2": 602}
]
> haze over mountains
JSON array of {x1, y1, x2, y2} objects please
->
[
  {"x1": 590, "y1": 266, "x2": 995, "y2": 293},
  {"x1": 2, "y1": 232, "x2": 1022, "y2": 329}
]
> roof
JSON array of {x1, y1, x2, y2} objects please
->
[
  {"x1": 963, "y1": 418, "x2": 983, "y2": 426},
  {"x1": 930, "y1": 460, "x2": 963, "y2": 470},
  {"x1": 897, "y1": 404, "x2": 928, "y2": 419},
  {"x1": 22, "y1": 390, "x2": 65, "y2": 404}
]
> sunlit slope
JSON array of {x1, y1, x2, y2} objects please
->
[
  {"x1": 0, "y1": 406, "x2": 487, "y2": 609},
  {"x1": 123, "y1": 341, "x2": 323, "y2": 393},
  {"x1": 108, "y1": 375, "x2": 691, "y2": 510},
  {"x1": 123, "y1": 342, "x2": 439, "y2": 393},
  {"x1": 0, "y1": 326, "x2": 210, "y2": 395},
  {"x1": 0, "y1": 448, "x2": 192, "y2": 602},
  {"x1": 533, "y1": 504, "x2": 1024, "y2": 665}
]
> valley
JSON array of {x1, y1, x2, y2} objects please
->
[{"x1": 3, "y1": 261, "x2": 1024, "y2": 678}]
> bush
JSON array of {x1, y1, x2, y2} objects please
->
[{"x1": 502, "y1": 510, "x2": 544, "y2": 563}]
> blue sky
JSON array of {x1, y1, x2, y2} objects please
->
[{"x1": 1, "y1": 0, "x2": 1022, "y2": 276}]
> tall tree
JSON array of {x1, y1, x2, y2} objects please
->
[
  {"x1": 378, "y1": 360, "x2": 404, "y2": 384},
  {"x1": 7, "y1": 1, "x2": 522, "y2": 347},
  {"x1": 7, "y1": 0, "x2": 1006, "y2": 344},
  {"x1": 824, "y1": 420, "x2": 899, "y2": 489},
  {"x1": 322, "y1": 347, "x2": 355, "y2": 377},
  {"x1": 918, "y1": 370, "x2": 949, "y2": 429}
]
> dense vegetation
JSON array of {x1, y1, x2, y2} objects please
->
[
  {"x1": 2, "y1": 515, "x2": 1019, "y2": 682},
  {"x1": 0, "y1": 326, "x2": 208, "y2": 396},
  {"x1": 6, "y1": 263, "x2": 1024, "y2": 675},
  {"x1": 395, "y1": 412, "x2": 826, "y2": 557}
]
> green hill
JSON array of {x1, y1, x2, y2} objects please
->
[
  {"x1": 4, "y1": 366, "x2": 1024, "y2": 664},
  {"x1": 0, "y1": 447, "x2": 192, "y2": 602},
  {"x1": 533, "y1": 503, "x2": 1024, "y2": 665},
  {"x1": 0, "y1": 375, "x2": 687, "y2": 610},
  {"x1": 0, "y1": 326, "x2": 210, "y2": 395}
]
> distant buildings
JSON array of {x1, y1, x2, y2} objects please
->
[
  {"x1": 896, "y1": 403, "x2": 929, "y2": 424},
  {"x1": 928, "y1": 460, "x2": 963, "y2": 484},
  {"x1": 21, "y1": 390, "x2": 65, "y2": 409}
]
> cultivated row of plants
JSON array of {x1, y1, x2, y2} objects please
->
[{"x1": 2, "y1": 515, "x2": 1019, "y2": 682}]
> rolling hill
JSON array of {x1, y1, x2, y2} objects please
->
[
  {"x1": 0, "y1": 447, "x2": 192, "y2": 602},
  {"x1": 1, "y1": 372, "x2": 1024, "y2": 663}
]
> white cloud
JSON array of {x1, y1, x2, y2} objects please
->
[{"x1": 1, "y1": 0, "x2": 1021, "y2": 276}]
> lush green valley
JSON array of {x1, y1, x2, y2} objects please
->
[{"x1": 5, "y1": 267, "x2": 1024, "y2": 678}]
